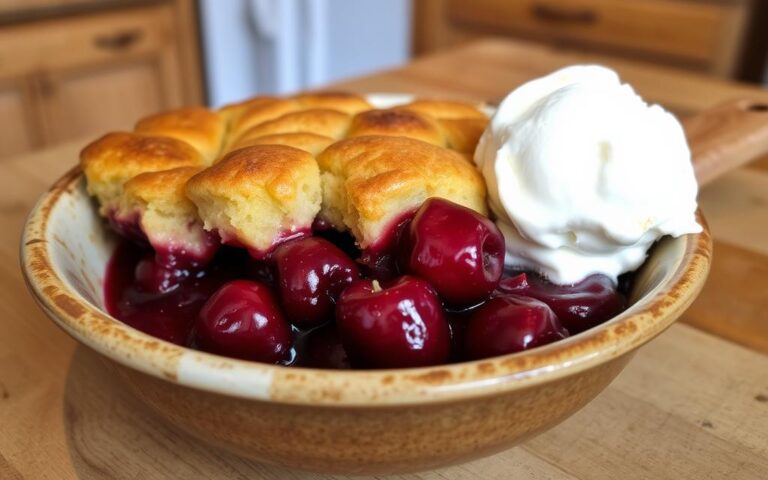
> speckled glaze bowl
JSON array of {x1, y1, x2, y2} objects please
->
[{"x1": 20, "y1": 95, "x2": 712, "y2": 475}]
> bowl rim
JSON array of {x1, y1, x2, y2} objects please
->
[{"x1": 21, "y1": 166, "x2": 712, "y2": 407}]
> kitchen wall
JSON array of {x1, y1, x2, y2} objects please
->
[{"x1": 199, "y1": 0, "x2": 412, "y2": 107}]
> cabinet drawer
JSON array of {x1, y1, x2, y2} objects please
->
[
  {"x1": 447, "y1": 0, "x2": 745, "y2": 66},
  {"x1": 0, "y1": 4, "x2": 176, "y2": 78}
]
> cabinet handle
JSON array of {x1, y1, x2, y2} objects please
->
[
  {"x1": 93, "y1": 29, "x2": 143, "y2": 51},
  {"x1": 531, "y1": 4, "x2": 598, "y2": 25}
]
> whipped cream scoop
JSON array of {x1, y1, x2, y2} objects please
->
[{"x1": 474, "y1": 65, "x2": 702, "y2": 285}]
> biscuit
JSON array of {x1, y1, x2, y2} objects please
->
[
  {"x1": 439, "y1": 117, "x2": 489, "y2": 153},
  {"x1": 399, "y1": 99, "x2": 487, "y2": 120},
  {"x1": 134, "y1": 107, "x2": 226, "y2": 163},
  {"x1": 185, "y1": 145, "x2": 321, "y2": 257},
  {"x1": 316, "y1": 135, "x2": 487, "y2": 250},
  {"x1": 80, "y1": 132, "x2": 206, "y2": 214},
  {"x1": 294, "y1": 92, "x2": 371, "y2": 114},
  {"x1": 347, "y1": 109, "x2": 445, "y2": 147},
  {"x1": 218, "y1": 95, "x2": 277, "y2": 122},
  {"x1": 234, "y1": 108, "x2": 351, "y2": 143},
  {"x1": 117, "y1": 167, "x2": 218, "y2": 266},
  {"x1": 225, "y1": 98, "x2": 303, "y2": 139},
  {"x1": 227, "y1": 132, "x2": 334, "y2": 157}
]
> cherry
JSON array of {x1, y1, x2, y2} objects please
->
[
  {"x1": 465, "y1": 294, "x2": 568, "y2": 360},
  {"x1": 293, "y1": 324, "x2": 351, "y2": 369},
  {"x1": 400, "y1": 198, "x2": 504, "y2": 306},
  {"x1": 273, "y1": 237, "x2": 359, "y2": 329},
  {"x1": 194, "y1": 280, "x2": 293, "y2": 363},
  {"x1": 336, "y1": 276, "x2": 451, "y2": 368},
  {"x1": 497, "y1": 272, "x2": 625, "y2": 333},
  {"x1": 134, "y1": 255, "x2": 190, "y2": 294}
]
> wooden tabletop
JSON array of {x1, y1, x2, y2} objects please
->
[{"x1": 2, "y1": 39, "x2": 767, "y2": 479}]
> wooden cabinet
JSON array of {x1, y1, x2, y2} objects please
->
[
  {"x1": 414, "y1": 0, "x2": 754, "y2": 78},
  {"x1": 0, "y1": 1, "x2": 202, "y2": 160},
  {"x1": 37, "y1": 60, "x2": 170, "y2": 144}
]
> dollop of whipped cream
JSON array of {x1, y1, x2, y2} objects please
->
[{"x1": 474, "y1": 65, "x2": 702, "y2": 285}]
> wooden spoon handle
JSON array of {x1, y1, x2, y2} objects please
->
[{"x1": 684, "y1": 99, "x2": 768, "y2": 186}]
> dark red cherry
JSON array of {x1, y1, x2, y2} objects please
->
[
  {"x1": 497, "y1": 272, "x2": 625, "y2": 333},
  {"x1": 465, "y1": 294, "x2": 568, "y2": 360},
  {"x1": 194, "y1": 280, "x2": 292, "y2": 363},
  {"x1": 273, "y1": 237, "x2": 359, "y2": 329},
  {"x1": 293, "y1": 324, "x2": 350, "y2": 369},
  {"x1": 336, "y1": 276, "x2": 451, "y2": 368},
  {"x1": 134, "y1": 255, "x2": 190, "y2": 294},
  {"x1": 400, "y1": 198, "x2": 504, "y2": 306}
]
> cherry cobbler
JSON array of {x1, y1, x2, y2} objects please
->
[{"x1": 83, "y1": 92, "x2": 627, "y2": 369}]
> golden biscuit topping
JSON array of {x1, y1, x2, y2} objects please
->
[{"x1": 80, "y1": 92, "x2": 488, "y2": 257}]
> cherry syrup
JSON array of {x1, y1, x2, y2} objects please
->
[
  {"x1": 105, "y1": 240, "x2": 349, "y2": 366},
  {"x1": 104, "y1": 225, "x2": 630, "y2": 368}
]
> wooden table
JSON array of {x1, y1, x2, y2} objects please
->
[{"x1": 1, "y1": 39, "x2": 767, "y2": 479}]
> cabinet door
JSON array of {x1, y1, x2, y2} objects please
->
[
  {"x1": 1, "y1": 4, "x2": 186, "y2": 146},
  {"x1": 37, "y1": 59, "x2": 168, "y2": 144},
  {"x1": 0, "y1": 79, "x2": 39, "y2": 158}
]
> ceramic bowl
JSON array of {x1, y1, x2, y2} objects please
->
[{"x1": 20, "y1": 96, "x2": 712, "y2": 475}]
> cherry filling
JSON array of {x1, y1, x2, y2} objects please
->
[
  {"x1": 215, "y1": 226, "x2": 312, "y2": 260},
  {"x1": 107, "y1": 208, "x2": 221, "y2": 295},
  {"x1": 103, "y1": 198, "x2": 632, "y2": 367},
  {"x1": 399, "y1": 198, "x2": 505, "y2": 306},
  {"x1": 273, "y1": 237, "x2": 359, "y2": 329},
  {"x1": 356, "y1": 210, "x2": 416, "y2": 280},
  {"x1": 105, "y1": 242, "x2": 250, "y2": 346},
  {"x1": 335, "y1": 276, "x2": 451, "y2": 368},
  {"x1": 107, "y1": 211, "x2": 148, "y2": 246},
  {"x1": 194, "y1": 280, "x2": 293, "y2": 363},
  {"x1": 497, "y1": 272, "x2": 626, "y2": 333},
  {"x1": 293, "y1": 324, "x2": 350, "y2": 369},
  {"x1": 465, "y1": 294, "x2": 569, "y2": 359},
  {"x1": 152, "y1": 229, "x2": 221, "y2": 269}
]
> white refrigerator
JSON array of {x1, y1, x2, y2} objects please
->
[{"x1": 198, "y1": 0, "x2": 412, "y2": 107}]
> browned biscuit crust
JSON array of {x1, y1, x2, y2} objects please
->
[
  {"x1": 347, "y1": 109, "x2": 445, "y2": 147},
  {"x1": 134, "y1": 107, "x2": 226, "y2": 163},
  {"x1": 235, "y1": 108, "x2": 352, "y2": 143},
  {"x1": 80, "y1": 132, "x2": 206, "y2": 213},
  {"x1": 293, "y1": 91, "x2": 372, "y2": 114},
  {"x1": 228, "y1": 132, "x2": 334, "y2": 157},
  {"x1": 399, "y1": 99, "x2": 487, "y2": 120},
  {"x1": 185, "y1": 145, "x2": 322, "y2": 255},
  {"x1": 317, "y1": 135, "x2": 487, "y2": 248}
]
